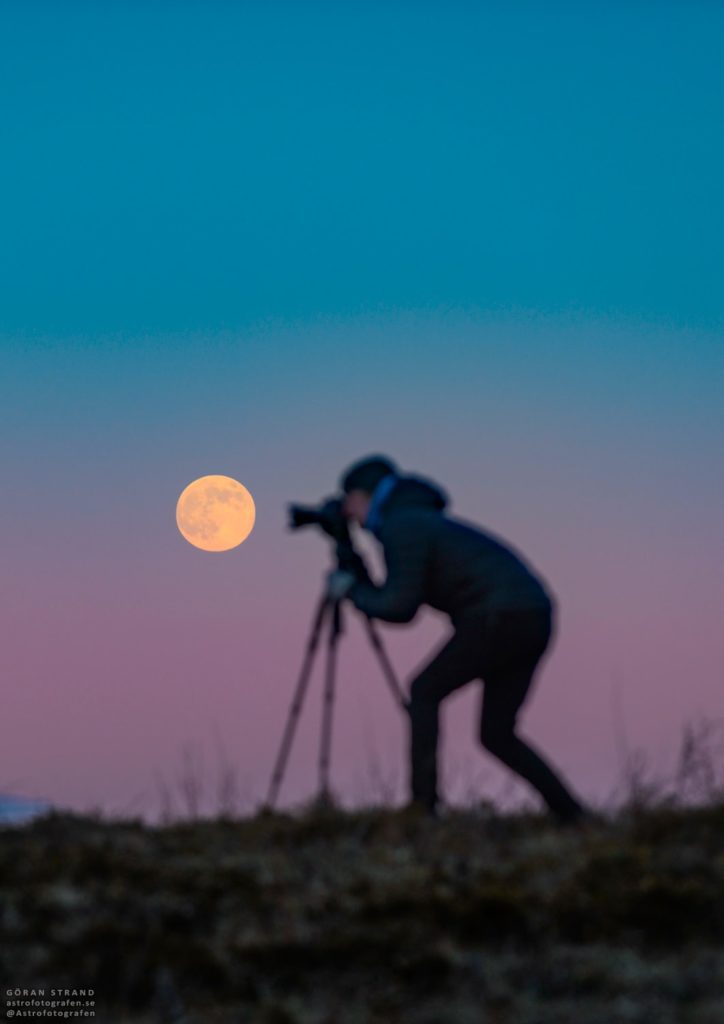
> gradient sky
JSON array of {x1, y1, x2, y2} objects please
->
[{"x1": 2, "y1": 2, "x2": 723, "y2": 821}]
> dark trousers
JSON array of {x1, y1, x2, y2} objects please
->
[{"x1": 408, "y1": 607, "x2": 583, "y2": 821}]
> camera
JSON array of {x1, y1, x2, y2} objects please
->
[
  {"x1": 288, "y1": 496, "x2": 351, "y2": 544},
  {"x1": 288, "y1": 495, "x2": 373, "y2": 587}
]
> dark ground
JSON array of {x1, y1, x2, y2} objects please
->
[{"x1": 2, "y1": 802, "x2": 724, "y2": 1023}]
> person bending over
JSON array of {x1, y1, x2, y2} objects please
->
[{"x1": 330, "y1": 454, "x2": 586, "y2": 824}]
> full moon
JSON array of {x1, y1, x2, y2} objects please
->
[{"x1": 176, "y1": 475, "x2": 256, "y2": 552}]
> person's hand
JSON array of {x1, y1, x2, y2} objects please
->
[{"x1": 325, "y1": 569, "x2": 356, "y2": 602}]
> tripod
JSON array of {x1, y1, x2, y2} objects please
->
[{"x1": 265, "y1": 585, "x2": 409, "y2": 809}]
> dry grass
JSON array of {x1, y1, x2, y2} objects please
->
[
  {"x1": 2, "y1": 797, "x2": 724, "y2": 1023},
  {"x1": 3, "y1": 718, "x2": 723, "y2": 1023}
]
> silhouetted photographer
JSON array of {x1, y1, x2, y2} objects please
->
[{"x1": 332, "y1": 454, "x2": 586, "y2": 824}]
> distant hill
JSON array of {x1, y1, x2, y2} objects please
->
[
  {"x1": 1, "y1": 803, "x2": 723, "y2": 1023},
  {"x1": 0, "y1": 793, "x2": 50, "y2": 825}
]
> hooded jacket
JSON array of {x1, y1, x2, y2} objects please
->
[{"x1": 348, "y1": 476, "x2": 554, "y2": 625}]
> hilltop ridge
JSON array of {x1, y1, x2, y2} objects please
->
[{"x1": 2, "y1": 803, "x2": 723, "y2": 1023}]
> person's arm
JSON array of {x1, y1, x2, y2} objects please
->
[{"x1": 348, "y1": 514, "x2": 431, "y2": 623}]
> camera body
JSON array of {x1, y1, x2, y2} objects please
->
[
  {"x1": 288, "y1": 496, "x2": 350, "y2": 543},
  {"x1": 288, "y1": 496, "x2": 371, "y2": 585}
]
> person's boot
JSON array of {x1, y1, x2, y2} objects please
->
[
  {"x1": 555, "y1": 804, "x2": 601, "y2": 831},
  {"x1": 399, "y1": 798, "x2": 439, "y2": 821}
]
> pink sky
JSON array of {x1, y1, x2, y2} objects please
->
[{"x1": 3, "y1": 315, "x2": 723, "y2": 821}]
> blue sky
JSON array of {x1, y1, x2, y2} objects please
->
[{"x1": 2, "y1": 1, "x2": 723, "y2": 337}]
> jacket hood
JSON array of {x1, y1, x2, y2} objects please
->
[{"x1": 382, "y1": 475, "x2": 448, "y2": 515}]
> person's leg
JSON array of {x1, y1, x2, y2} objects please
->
[
  {"x1": 408, "y1": 624, "x2": 485, "y2": 811},
  {"x1": 479, "y1": 609, "x2": 584, "y2": 823}
]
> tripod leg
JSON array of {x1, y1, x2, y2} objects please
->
[
  {"x1": 318, "y1": 600, "x2": 342, "y2": 801},
  {"x1": 362, "y1": 615, "x2": 410, "y2": 712},
  {"x1": 265, "y1": 595, "x2": 329, "y2": 809}
]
